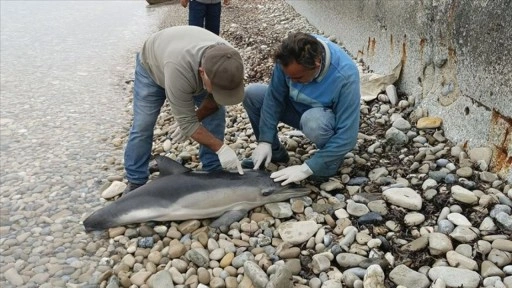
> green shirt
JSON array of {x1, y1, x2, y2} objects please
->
[{"x1": 140, "y1": 25, "x2": 230, "y2": 136}]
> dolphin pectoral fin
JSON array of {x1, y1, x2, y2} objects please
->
[
  {"x1": 154, "y1": 155, "x2": 191, "y2": 176},
  {"x1": 210, "y1": 210, "x2": 248, "y2": 228}
]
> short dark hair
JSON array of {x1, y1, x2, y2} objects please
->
[{"x1": 274, "y1": 32, "x2": 322, "y2": 69}]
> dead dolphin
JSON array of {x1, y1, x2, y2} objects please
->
[{"x1": 83, "y1": 156, "x2": 311, "y2": 231}]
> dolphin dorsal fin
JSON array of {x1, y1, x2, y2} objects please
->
[{"x1": 154, "y1": 155, "x2": 191, "y2": 176}]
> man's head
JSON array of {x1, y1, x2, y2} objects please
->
[
  {"x1": 200, "y1": 44, "x2": 244, "y2": 106},
  {"x1": 275, "y1": 32, "x2": 322, "y2": 84}
]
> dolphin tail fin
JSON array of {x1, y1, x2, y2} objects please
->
[
  {"x1": 210, "y1": 210, "x2": 248, "y2": 228},
  {"x1": 154, "y1": 155, "x2": 191, "y2": 176}
]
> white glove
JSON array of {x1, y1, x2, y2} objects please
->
[
  {"x1": 170, "y1": 122, "x2": 188, "y2": 143},
  {"x1": 270, "y1": 163, "x2": 313, "y2": 186},
  {"x1": 216, "y1": 144, "x2": 244, "y2": 175},
  {"x1": 252, "y1": 142, "x2": 272, "y2": 170}
]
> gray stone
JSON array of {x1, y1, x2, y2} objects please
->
[
  {"x1": 149, "y1": 270, "x2": 174, "y2": 288},
  {"x1": 428, "y1": 267, "x2": 481, "y2": 288},
  {"x1": 389, "y1": 264, "x2": 430, "y2": 288},
  {"x1": 481, "y1": 260, "x2": 505, "y2": 277},
  {"x1": 495, "y1": 212, "x2": 512, "y2": 230},
  {"x1": 385, "y1": 127, "x2": 409, "y2": 146},
  {"x1": 267, "y1": 264, "x2": 293, "y2": 288},
  {"x1": 437, "y1": 219, "x2": 455, "y2": 234},
  {"x1": 264, "y1": 202, "x2": 293, "y2": 218},
  {"x1": 186, "y1": 248, "x2": 209, "y2": 268},
  {"x1": 244, "y1": 261, "x2": 268, "y2": 288}
]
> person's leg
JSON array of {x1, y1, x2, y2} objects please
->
[
  {"x1": 243, "y1": 83, "x2": 278, "y2": 149},
  {"x1": 204, "y1": 2, "x2": 221, "y2": 35},
  {"x1": 242, "y1": 84, "x2": 302, "y2": 167},
  {"x1": 124, "y1": 54, "x2": 166, "y2": 185},
  {"x1": 193, "y1": 92, "x2": 225, "y2": 172},
  {"x1": 188, "y1": 0, "x2": 206, "y2": 28},
  {"x1": 299, "y1": 108, "x2": 335, "y2": 149}
]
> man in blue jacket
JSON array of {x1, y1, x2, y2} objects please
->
[{"x1": 242, "y1": 32, "x2": 360, "y2": 185}]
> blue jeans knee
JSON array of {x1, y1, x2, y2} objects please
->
[{"x1": 300, "y1": 108, "x2": 335, "y2": 148}]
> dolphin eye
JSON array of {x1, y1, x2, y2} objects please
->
[{"x1": 261, "y1": 188, "x2": 274, "y2": 196}]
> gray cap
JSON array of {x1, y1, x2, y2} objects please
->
[{"x1": 203, "y1": 44, "x2": 244, "y2": 106}]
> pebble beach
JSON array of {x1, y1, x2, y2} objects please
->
[{"x1": 1, "y1": 1, "x2": 511, "y2": 288}]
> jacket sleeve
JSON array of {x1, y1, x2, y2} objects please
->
[
  {"x1": 258, "y1": 64, "x2": 289, "y2": 144},
  {"x1": 305, "y1": 71, "x2": 360, "y2": 177}
]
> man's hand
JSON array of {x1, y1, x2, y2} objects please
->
[
  {"x1": 223, "y1": 0, "x2": 231, "y2": 5},
  {"x1": 170, "y1": 122, "x2": 188, "y2": 143},
  {"x1": 180, "y1": 0, "x2": 189, "y2": 8},
  {"x1": 252, "y1": 142, "x2": 272, "y2": 170},
  {"x1": 270, "y1": 163, "x2": 313, "y2": 186},
  {"x1": 216, "y1": 144, "x2": 244, "y2": 175}
]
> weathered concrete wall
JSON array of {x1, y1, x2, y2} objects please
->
[{"x1": 287, "y1": 0, "x2": 511, "y2": 181}]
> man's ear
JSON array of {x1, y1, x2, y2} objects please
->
[{"x1": 315, "y1": 58, "x2": 321, "y2": 69}]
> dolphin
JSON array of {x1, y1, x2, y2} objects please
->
[{"x1": 83, "y1": 155, "x2": 311, "y2": 231}]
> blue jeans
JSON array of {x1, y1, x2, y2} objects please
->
[
  {"x1": 124, "y1": 54, "x2": 224, "y2": 184},
  {"x1": 243, "y1": 83, "x2": 335, "y2": 151},
  {"x1": 189, "y1": 0, "x2": 221, "y2": 35}
]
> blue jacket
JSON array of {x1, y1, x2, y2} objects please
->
[{"x1": 259, "y1": 35, "x2": 360, "y2": 177}]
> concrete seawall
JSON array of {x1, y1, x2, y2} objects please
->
[{"x1": 287, "y1": 0, "x2": 511, "y2": 181}]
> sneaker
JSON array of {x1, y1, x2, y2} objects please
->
[
  {"x1": 122, "y1": 182, "x2": 145, "y2": 196},
  {"x1": 241, "y1": 145, "x2": 290, "y2": 169}
]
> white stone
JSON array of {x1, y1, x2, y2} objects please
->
[
  {"x1": 404, "y1": 212, "x2": 425, "y2": 226},
  {"x1": 382, "y1": 188, "x2": 422, "y2": 210},
  {"x1": 336, "y1": 253, "x2": 368, "y2": 268},
  {"x1": 385, "y1": 84, "x2": 398, "y2": 106},
  {"x1": 447, "y1": 213, "x2": 472, "y2": 227},
  {"x1": 363, "y1": 264, "x2": 386, "y2": 288},
  {"x1": 389, "y1": 264, "x2": 430, "y2": 288},
  {"x1": 450, "y1": 226, "x2": 480, "y2": 243},
  {"x1": 451, "y1": 185, "x2": 478, "y2": 204},
  {"x1": 4, "y1": 268, "x2": 24, "y2": 286},
  {"x1": 277, "y1": 221, "x2": 319, "y2": 245},
  {"x1": 346, "y1": 200, "x2": 370, "y2": 216},
  {"x1": 479, "y1": 216, "x2": 498, "y2": 233},
  {"x1": 422, "y1": 178, "x2": 437, "y2": 190},
  {"x1": 369, "y1": 167, "x2": 389, "y2": 181},
  {"x1": 428, "y1": 267, "x2": 481, "y2": 288},
  {"x1": 429, "y1": 232, "x2": 453, "y2": 255},
  {"x1": 492, "y1": 239, "x2": 512, "y2": 252},
  {"x1": 446, "y1": 250, "x2": 478, "y2": 270},
  {"x1": 430, "y1": 278, "x2": 446, "y2": 288},
  {"x1": 334, "y1": 208, "x2": 349, "y2": 219},
  {"x1": 312, "y1": 254, "x2": 331, "y2": 274},
  {"x1": 488, "y1": 248, "x2": 512, "y2": 267},
  {"x1": 101, "y1": 180, "x2": 126, "y2": 199},
  {"x1": 163, "y1": 139, "x2": 172, "y2": 152}
]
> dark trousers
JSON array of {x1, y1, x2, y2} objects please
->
[{"x1": 188, "y1": 1, "x2": 222, "y2": 35}]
